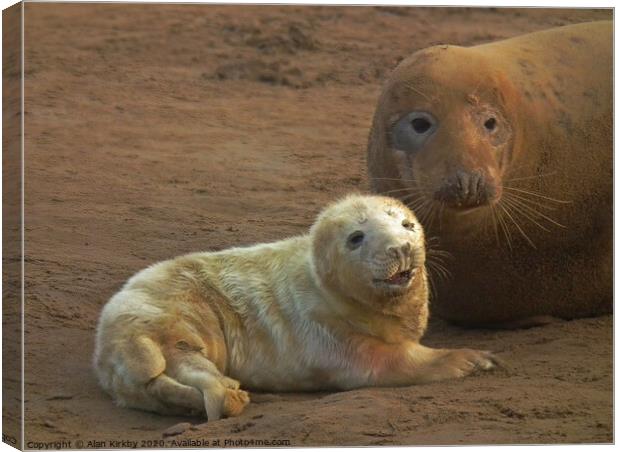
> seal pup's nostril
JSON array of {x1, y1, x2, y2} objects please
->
[
  {"x1": 402, "y1": 242, "x2": 413, "y2": 270},
  {"x1": 387, "y1": 242, "x2": 413, "y2": 271},
  {"x1": 387, "y1": 244, "x2": 400, "y2": 267}
]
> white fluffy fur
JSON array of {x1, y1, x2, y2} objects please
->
[{"x1": 94, "y1": 194, "x2": 495, "y2": 420}]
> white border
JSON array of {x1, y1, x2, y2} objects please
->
[{"x1": 0, "y1": 2, "x2": 615, "y2": 452}]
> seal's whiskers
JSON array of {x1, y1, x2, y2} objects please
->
[
  {"x1": 371, "y1": 176, "x2": 419, "y2": 182},
  {"x1": 504, "y1": 171, "x2": 557, "y2": 183},
  {"x1": 502, "y1": 197, "x2": 552, "y2": 232},
  {"x1": 377, "y1": 186, "x2": 425, "y2": 197},
  {"x1": 498, "y1": 202, "x2": 536, "y2": 248},
  {"x1": 503, "y1": 191, "x2": 559, "y2": 211},
  {"x1": 503, "y1": 194, "x2": 566, "y2": 229},
  {"x1": 489, "y1": 205, "x2": 502, "y2": 248},
  {"x1": 403, "y1": 194, "x2": 428, "y2": 215},
  {"x1": 494, "y1": 203, "x2": 513, "y2": 251},
  {"x1": 503, "y1": 186, "x2": 571, "y2": 204}
]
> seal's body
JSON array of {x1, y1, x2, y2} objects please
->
[
  {"x1": 94, "y1": 195, "x2": 495, "y2": 419},
  {"x1": 367, "y1": 21, "x2": 612, "y2": 327}
]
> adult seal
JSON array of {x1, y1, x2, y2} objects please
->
[
  {"x1": 367, "y1": 21, "x2": 612, "y2": 327},
  {"x1": 94, "y1": 195, "x2": 495, "y2": 419}
]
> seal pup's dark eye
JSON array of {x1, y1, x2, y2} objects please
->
[
  {"x1": 411, "y1": 117, "x2": 432, "y2": 134},
  {"x1": 484, "y1": 117, "x2": 497, "y2": 131},
  {"x1": 347, "y1": 231, "x2": 365, "y2": 249},
  {"x1": 402, "y1": 219, "x2": 415, "y2": 231}
]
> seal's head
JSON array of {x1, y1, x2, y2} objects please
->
[
  {"x1": 310, "y1": 195, "x2": 426, "y2": 307},
  {"x1": 369, "y1": 45, "x2": 521, "y2": 212}
]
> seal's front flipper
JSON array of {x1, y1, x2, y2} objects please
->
[
  {"x1": 368, "y1": 343, "x2": 497, "y2": 387},
  {"x1": 419, "y1": 347, "x2": 498, "y2": 382}
]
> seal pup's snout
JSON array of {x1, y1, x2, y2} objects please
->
[
  {"x1": 387, "y1": 241, "x2": 412, "y2": 260},
  {"x1": 382, "y1": 240, "x2": 423, "y2": 287},
  {"x1": 435, "y1": 169, "x2": 497, "y2": 209}
]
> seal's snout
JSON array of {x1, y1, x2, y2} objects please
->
[
  {"x1": 381, "y1": 239, "x2": 423, "y2": 287},
  {"x1": 435, "y1": 169, "x2": 497, "y2": 209},
  {"x1": 387, "y1": 241, "x2": 412, "y2": 260}
]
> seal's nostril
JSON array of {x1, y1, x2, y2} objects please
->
[
  {"x1": 456, "y1": 171, "x2": 471, "y2": 199},
  {"x1": 484, "y1": 117, "x2": 497, "y2": 131},
  {"x1": 387, "y1": 243, "x2": 410, "y2": 262},
  {"x1": 436, "y1": 170, "x2": 494, "y2": 208}
]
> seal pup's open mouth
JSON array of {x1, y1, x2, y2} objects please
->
[{"x1": 375, "y1": 267, "x2": 419, "y2": 287}]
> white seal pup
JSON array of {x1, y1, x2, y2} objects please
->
[{"x1": 94, "y1": 194, "x2": 496, "y2": 420}]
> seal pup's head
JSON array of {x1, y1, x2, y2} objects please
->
[
  {"x1": 368, "y1": 45, "x2": 521, "y2": 215},
  {"x1": 310, "y1": 194, "x2": 426, "y2": 308}
]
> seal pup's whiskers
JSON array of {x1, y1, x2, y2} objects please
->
[{"x1": 424, "y1": 237, "x2": 453, "y2": 301}]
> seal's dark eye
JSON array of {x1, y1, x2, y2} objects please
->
[
  {"x1": 484, "y1": 117, "x2": 497, "y2": 131},
  {"x1": 391, "y1": 111, "x2": 437, "y2": 153},
  {"x1": 411, "y1": 118, "x2": 432, "y2": 134},
  {"x1": 347, "y1": 231, "x2": 365, "y2": 249},
  {"x1": 402, "y1": 219, "x2": 415, "y2": 231}
]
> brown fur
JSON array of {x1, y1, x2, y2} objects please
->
[{"x1": 367, "y1": 21, "x2": 612, "y2": 326}]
